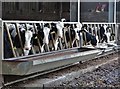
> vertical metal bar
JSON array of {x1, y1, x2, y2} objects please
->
[
  {"x1": 113, "y1": 24, "x2": 116, "y2": 40},
  {"x1": 33, "y1": 23, "x2": 42, "y2": 52},
  {"x1": 0, "y1": 19, "x2": 2, "y2": 59},
  {"x1": 115, "y1": 24, "x2": 118, "y2": 44},
  {"x1": 68, "y1": 26, "x2": 72, "y2": 48},
  {"x1": 83, "y1": 31, "x2": 87, "y2": 45},
  {"x1": 0, "y1": 18, "x2": 3, "y2": 88},
  {"x1": 4, "y1": 23, "x2": 16, "y2": 57},
  {"x1": 63, "y1": 27, "x2": 68, "y2": 49},
  {"x1": 15, "y1": 23, "x2": 24, "y2": 55},
  {"x1": 114, "y1": 0, "x2": 116, "y2": 23},
  {"x1": 78, "y1": 0, "x2": 80, "y2": 22}
]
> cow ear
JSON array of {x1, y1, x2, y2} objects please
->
[{"x1": 21, "y1": 28, "x2": 26, "y2": 32}]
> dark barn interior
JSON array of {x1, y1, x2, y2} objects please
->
[
  {"x1": 2, "y1": 2, "x2": 72, "y2": 21},
  {"x1": 1, "y1": 1, "x2": 120, "y2": 22}
]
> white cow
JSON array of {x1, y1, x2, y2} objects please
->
[
  {"x1": 6, "y1": 23, "x2": 34, "y2": 56},
  {"x1": 72, "y1": 23, "x2": 83, "y2": 47},
  {"x1": 41, "y1": 26, "x2": 51, "y2": 52},
  {"x1": 55, "y1": 18, "x2": 66, "y2": 49}
]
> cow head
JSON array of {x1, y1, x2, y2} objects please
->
[{"x1": 23, "y1": 24, "x2": 34, "y2": 55}]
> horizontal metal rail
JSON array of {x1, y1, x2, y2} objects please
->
[
  {"x1": 2, "y1": 21, "x2": 116, "y2": 60},
  {"x1": 2, "y1": 20, "x2": 79, "y2": 24},
  {"x1": 82, "y1": 22, "x2": 116, "y2": 24},
  {"x1": 3, "y1": 47, "x2": 80, "y2": 61},
  {"x1": 3, "y1": 20, "x2": 116, "y2": 24}
]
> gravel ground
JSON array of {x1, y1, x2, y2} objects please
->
[
  {"x1": 43, "y1": 53, "x2": 120, "y2": 89},
  {"x1": 48, "y1": 58, "x2": 119, "y2": 88},
  {"x1": 4, "y1": 53, "x2": 119, "y2": 88}
]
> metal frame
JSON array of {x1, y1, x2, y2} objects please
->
[
  {"x1": 2, "y1": 20, "x2": 117, "y2": 60},
  {"x1": 78, "y1": 0, "x2": 80, "y2": 22},
  {"x1": 2, "y1": 21, "x2": 81, "y2": 59},
  {"x1": 0, "y1": 19, "x2": 3, "y2": 60}
]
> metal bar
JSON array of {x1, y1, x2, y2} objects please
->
[
  {"x1": 78, "y1": 0, "x2": 80, "y2": 22},
  {"x1": 82, "y1": 22, "x2": 116, "y2": 24},
  {"x1": 3, "y1": 20, "x2": 79, "y2": 24},
  {"x1": 0, "y1": 18, "x2": 3, "y2": 60},
  {"x1": 15, "y1": 23, "x2": 24, "y2": 56},
  {"x1": 0, "y1": 18, "x2": 3, "y2": 88},
  {"x1": 33, "y1": 23, "x2": 42, "y2": 52},
  {"x1": 114, "y1": 0, "x2": 116, "y2": 23},
  {"x1": 58, "y1": 37, "x2": 63, "y2": 50},
  {"x1": 68, "y1": 26, "x2": 72, "y2": 48},
  {"x1": 3, "y1": 21, "x2": 116, "y2": 25},
  {"x1": 4, "y1": 23, "x2": 16, "y2": 57},
  {"x1": 83, "y1": 32, "x2": 87, "y2": 45},
  {"x1": 63, "y1": 27, "x2": 68, "y2": 49}
]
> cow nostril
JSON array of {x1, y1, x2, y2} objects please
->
[{"x1": 25, "y1": 47, "x2": 29, "y2": 50}]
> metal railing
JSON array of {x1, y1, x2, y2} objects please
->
[{"x1": 2, "y1": 20, "x2": 116, "y2": 59}]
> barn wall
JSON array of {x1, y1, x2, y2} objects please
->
[{"x1": 2, "y1": 2, "x2": 71, "y2": 21}]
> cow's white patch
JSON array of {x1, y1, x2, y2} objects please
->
[
  {"x1": 54, "y1": 38, "x2": 59, "y2": 50},
  {"x1": 56, "y1": 21, "x2": 64, "y2": 38},
  {"x1": 24, "y1": 30, "x2": 33, "y2": 55},
  {"x1": 8, "y1": 24, "x2": 17, "y2": 37},
  {"x1": 43, "y1": 27, "x2": 50, "y2": 44}
]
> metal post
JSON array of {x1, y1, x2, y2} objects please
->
[
  {"x1": 116, "y1": 24, "x2": 120, "y2": 45},
  {"x1": 78, "y1": 0, "x2": 80, "y2": 22},
  {"x1": 114, "y1": 0, "x2": 116, "y2": 23},
  {"x1": 4, "y1": 23, "x2": 16, "y2": 57},
  {"x1": 15, "y1": 23, "x2": 24, "y2": 56},
  {"x1": 108, "y1": 0, "x2": 114, "y2": 22},
  {"x1": 0, "y1": 18, "x2": 3, "y2": 88},
  {"x1": 78, "y1": 31, "x2": 82, "y2": 48},
  {"x1": 33, "y1": 23, "x2": 42, "y2": 52},
  {"x1": 0, "y1": 1, "x2": 3, "y2": 87}
]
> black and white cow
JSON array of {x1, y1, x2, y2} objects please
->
[
  {"x1": 63, "y1": 23, "x2": 82, "y2": 48},
  {"x1": 79, "y1": 25, "x2": 97, "y2": 47},
  {"x1": 34, "y1": 23, "x2": 51, "y2": 52},
  {"x1": 4, "y1": 27, "x2": 14, "y2": 58},
  {"x1": 4, "y1": 23, "x2": 34, "y2": 58},
  {"x1": 97, "y1": 24, "x2": 111, "y2": 43}
]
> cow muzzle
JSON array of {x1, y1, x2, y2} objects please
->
[{"x1": 24, "y1": 47, "x2": 30, "y2": 50}]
